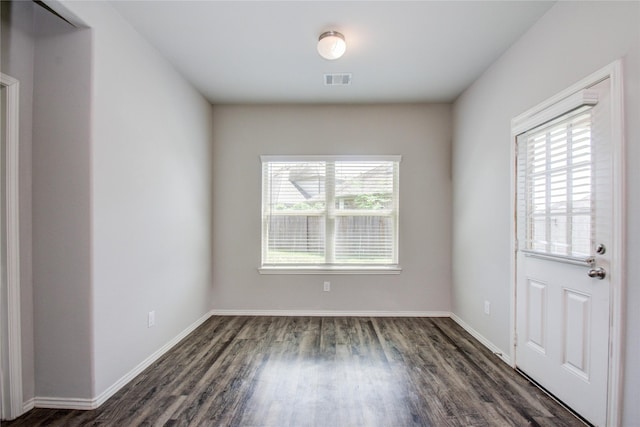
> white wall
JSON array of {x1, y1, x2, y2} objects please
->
[
  {"x1": 451, "y1": 1, "x2": 639, "y2": 423},
  {"x1": 32, "y1": 7, "x2": 93, "y2": 399},
  {"x1": 1, "y1": 0, "x2": 214, "y2": 405},
  {"x1": 212, "y1": 104, "x2": 451, "y2": 314},
  {"x1": 50, "y1": 1, "x2": 215, "y2": 398}
]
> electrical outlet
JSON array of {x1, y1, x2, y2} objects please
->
[
  {"x1": 484, "y1": 301, "x2": 491, "y2": 316},
  {"x1": 148, "y1": 310, "x2": 155, "y2": 328},
  {"x1": 323, "y1": 281, "x2": 331, "y2": 292}
]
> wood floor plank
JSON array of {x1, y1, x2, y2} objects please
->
[{"x1": 4, "y1": 316, "x2": 586, "y2": 427}]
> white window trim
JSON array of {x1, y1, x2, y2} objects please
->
[
  {"x1": 258, "y1": 265, "x2": 402, "y2": 275},
  {"x1": 260, "y1": 154, "x2": 401, "y2": 163},
  {"x1": 259, "y1": 155, "x2": 402, "y2": 274}
]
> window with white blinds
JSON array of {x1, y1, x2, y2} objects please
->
[
  {"x1": 261, "y1": 156, "x2": 400, "y2": 269},
  {"x1": 517, "y1": 107, "x2": 594, "y2": 259}
]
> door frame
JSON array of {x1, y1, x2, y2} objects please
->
[
  {"x1": 509, "y1": 60, "x2": 625, "y2": 426},
  {"x1": 0, "y1": 72, "x2": 23, "y2": 420}
]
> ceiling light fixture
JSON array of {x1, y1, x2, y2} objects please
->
[{"x1": 317, "y1": 31, "x2": 346, "y2": 60}]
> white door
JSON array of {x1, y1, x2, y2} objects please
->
[{"x1": 515, "y1": 78, "x2": 613, "y2": 426}]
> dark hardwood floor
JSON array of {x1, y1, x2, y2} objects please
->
[{"x1": 5, "y1": 316, "x2": 585, "y2": 426}]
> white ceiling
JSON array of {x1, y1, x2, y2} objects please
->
[{"x1": 110, "y1": 1, "x2": 554, "y2": 104}]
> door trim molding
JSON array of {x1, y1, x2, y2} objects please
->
[
  {"x1": 0, "y1": 72, "x2": 23, "y2": 420},
  {"x1": 509, "y1": 60, "x2": 625, "y2": 427}
]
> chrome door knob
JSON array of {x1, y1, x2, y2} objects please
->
[{"x1": 588, "y1": 267, "x2": 606, "y2": 280}]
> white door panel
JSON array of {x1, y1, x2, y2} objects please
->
[{"x1": 517, "y1": 256, "x2": 609, "y2": 425}]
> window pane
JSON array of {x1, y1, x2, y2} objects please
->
[
  {"x1": 266, "y1": 215, "x2": 325, "y2": 264},
  {"x1": 268, "y1": 162, "x2": 325, "y2": 211},
  {"x1": 530, "y1": 216, "x2": 547, "y2": 251},
  {"x1": 335, "y1": 216, "x2": 393, "y2": 263},
  {"x1": 335, "y1": 161, "x2": 394, "y2": 211},
  {"x1": 571, "y1": 214, "x2": 591, "y2": 257},
  {"x1": 549, "y1": 214, "x2": 568, "y2": 255}
]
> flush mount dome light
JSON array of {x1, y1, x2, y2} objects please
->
[{"x1": 317, "y1": 31, "x2": 346, "y2": 60}]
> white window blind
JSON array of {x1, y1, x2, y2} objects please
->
[
  {"x1": 261, "y1": 156, "x2": 400, "y2": 269},
  {"x1": 517, "y1": 107, "x2": 594, "y2": 259}
]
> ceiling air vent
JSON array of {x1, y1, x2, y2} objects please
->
[{"x1": 324, "y1": 73, "x2": 352, "y2": 86}]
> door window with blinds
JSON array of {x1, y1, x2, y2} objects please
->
[
  {"x1": 517, "y1": 96, "x2": 597, "y2": 260},
  {"x1": 260, "y1": 155, "x2": 400, "y2": 270}
]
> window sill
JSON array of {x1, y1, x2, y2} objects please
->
[{"x1": 258, "y1": 265, "x2": 403, "y2": 275}]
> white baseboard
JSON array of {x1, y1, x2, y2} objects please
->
[
  {"x1": 33, "y1": 396, "x2": 95, "y2": 410},
  {"x1": 210, "y1": 309, "x2": 451, "y2": 317},
  {"x1": 450, "y1": 313, "x2": 512, "y2": 365},
  {"x1": 31, "y1": 310, "x2": 213, "y2": 411},
  {"x1": 22, "y1": 397, "x2": 35, "y2": 413}
]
